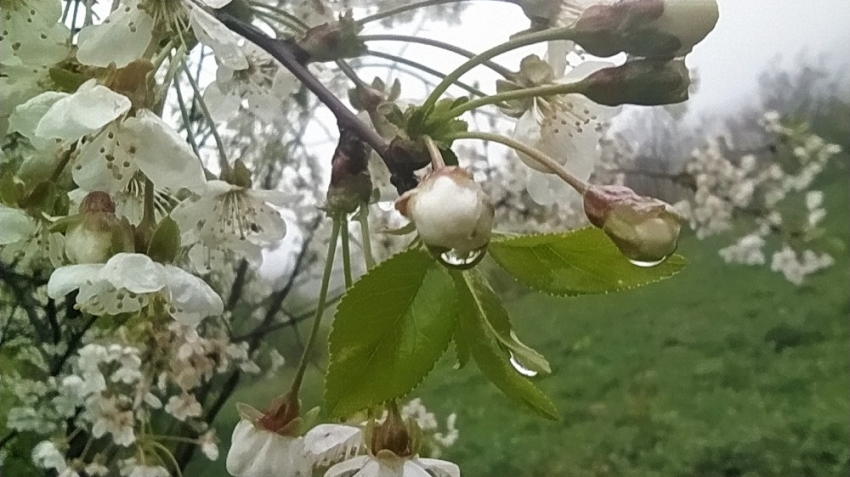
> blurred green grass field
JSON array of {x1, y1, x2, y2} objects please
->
[{"x1": 193, "y1": 176, "x2": 849, "y2": 477}]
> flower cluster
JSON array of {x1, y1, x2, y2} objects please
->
[
  {"x1": 674, "y1": 111, "x2": 841, "y2": 283},
  {"x1": 1, "y1": 0, "x2": 723, "y2": 475}
]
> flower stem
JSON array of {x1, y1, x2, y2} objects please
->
[
  {"x1": 289, "y1": 217, "x2": 340, "y2": 395},
  {"x1": 444, "y1": 80, "x2": 585, "y2": 118},
  {"x1": 180, "y1": 61, "x2": 230, "y2": 175},
  {"x1": 421, "y1": 27, "x2": 577, "y2": 112},
  {"x1": 249, "y1": 1, "x2": 308, "y2": 32},
  {"x1": 359, "y1": 34, "x2": 513, "y2": 78},
  {"x1": 365, "y1": 51, "x2": 488, "y2": 98},
  {"x1": 340, "y1": 219, "x2": 353, "y2": 287},
  {"x1": 445, "y1": 131, "x2": 588, "y2": 194},
  {"x1": 423, "y1": 135, "x2": 446, "y2": 169},
  {"x1": 356, "y1": 0, "x2": 485, "y2": 26},
  {"x1": 357, "y1": 204, "x2": 375, "y2": 269}
]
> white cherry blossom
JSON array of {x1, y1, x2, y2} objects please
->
[
  {"x1": 204, "y1": 43, "x2": 299, "y2": 123},
  {"x1": 172, "y1": 180, "x2": 290, "y2": 270},
  {"x1": 25, "y1": 81, "x2": 206, "y2": 193},
  {"x1": 75, "y1": 0, "x2": 247, "y2": 69},
  {"x1": 47, "y1": 253, "x2": 223, "y2": 326},
  {"x1": 512, "y1": 55, "x2": 618, "y2": 205}
]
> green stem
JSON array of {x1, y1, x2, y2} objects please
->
[
  {"x1": 336, "y1": 59, "x2": 369, "y2": 89},
  {"x1": 251, "y1": 6, "x2": 307, "y2": 34},
  {"x1": 445, "y1": 80, "x2": 585, "y2": 118},
  {"x1": 289, "y1": 218, "x2": 340, "y2": 395},
  {"x1": 445, "y1": 131, "x2": 587, "y2": 194},
  {"x1": 423, "y1": 135, "x2": 445, "y2": 169},
  {"x1": 172, "y1": 76, "x2": 203, "y2": 160},
  {"x1": 357, "y1": 0, "x2": 480, "y2": 26},
  {"x1": 365, "y1": 50, "x2": 488, "y2": 98},
  {"x1": 359, "y1": 34, "x2": 513, "y2": 78},
  {"x1": 181, "y1": 61, "x2": 230, "y2": 175},
  {"x1": 357, "y1": 205, "x2": 375, "y2": 270},
  {"x1": 340, "y1": 219, "x2": 353, "y2": 287},
  {"x1": 422, "y1": 27, "x2": 577, "y2": 112}
]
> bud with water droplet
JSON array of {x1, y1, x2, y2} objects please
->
[
  {"x1": 583, "y1": 185, "x2": 681, "y2": 264},
  {"x1": 395, "y1": 167, "x2": 494, "y2": 265},
  {"x1": 64, "y1": 191, "x2": 132, "y2": 264},
  {"x1": 571, "y1": 0, "x2": 719, "y2": 59}
]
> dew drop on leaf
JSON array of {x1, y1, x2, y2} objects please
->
[{"x1": 510, "y1": 353, "x2": 539, "y2": 377}]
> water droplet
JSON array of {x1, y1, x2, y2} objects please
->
[
  {"x1": 510, "y1": 354, "x2": 538, "y2": 377},
  {"x1": 628, "y1": 256, "x2": 669, "y2": 268},
  {"x1": 437, "y1": 247, "x2": 486, "y2": 270}
]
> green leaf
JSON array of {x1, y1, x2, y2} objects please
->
[
  {"x1": 453, "y1": 272, "x2": 559, "y2": 420},
  {"x1": 146, "y1": 216, "x2": 180, "y2": 263},
  {"x1": 463, "y1": 270, "x2": 550, "y2": 375},
  {"x1": 325, "y1": 249, "x2": 457, "y2": 417},
  {"x1": 489, "y1": 228, "x2": 686, "y2": 296}
]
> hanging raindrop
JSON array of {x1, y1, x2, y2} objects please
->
[
  {"x1": 509, "y1": 353, "x2": 538, "y2": 377},
  {"x1": 436, "y1": 247, "x2": 487, "y2": 270},
  {"x1": 628, "y1": 255, "x2": 669, "y2": 268}
]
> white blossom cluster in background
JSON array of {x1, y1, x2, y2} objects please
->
[{"x1": 673, "y1": 111, "x2": 841, "y2": 284}]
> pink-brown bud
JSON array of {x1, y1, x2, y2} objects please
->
[
  {"x1": 65, "y1": 191, "x2": 121, "y2": 264},
  {"x1": 584, "y1": 185, "x2": 681, "y2": 264}
]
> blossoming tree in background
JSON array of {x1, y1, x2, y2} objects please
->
[{"x1": 4, "y1": 0, "x2": 834, "y2": 475}]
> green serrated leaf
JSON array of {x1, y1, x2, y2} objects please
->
[
  {"x1": 146, "y1": 216, "x2": 180, "y2": 263},
  {"x1": 325, "y1": 249, "x2": 457, "y2": 417},
  {"x1": 489, "y1": 227, "x2": 687, "y2": 296},
  {"x1": 453, "y1": 272, "x2": 559, "y2": 420},
  {"x1": 463, "y1": 270, "x2": 551, "y2": 375}
]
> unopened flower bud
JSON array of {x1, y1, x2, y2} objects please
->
[
  {"x1": 583, "y1": 185, "x2": 681, "y2": 264},
  {"x1": 297, "y1": 12, "x2": 365, "y2": 63},
  {"x1": 572, "y1": 0, "x2": 719, "y2": 58},
  {"x1": 581, "y1": 59, "x2": 689, "y2": 106},
  {"x1": 395, "y1": 167, "x2": 494, "y2": 258},
  {"x1": 65, "y1": 191, "x2": 122, "y2": 264}
]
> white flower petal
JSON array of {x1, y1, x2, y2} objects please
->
[
  {"x1": 120, "y1": 110, "x2": 206, "y2": 191},
  {"x1": 525, "y1": 169, "x2": 556, "y2": 206},
  {"x1": 0, "y1": 0, "x2": 69, "y2": 67},
  {"x1": 303, "y1": 424, "x2": 362, "y2": 466},
  {"x1": 99, "y1": 253, "x2": 165, "y2": 294},
  {"x1": 47, "y1": 264, "x2": 104, "y2": 298},
  {"x1": 413, "y1": 458, "x2": 460, "y2": 477},
  {"x1": 201, "y1": 0, "x2": 233, "y2": 8},
  {"x1": 73, "y1": 121, "x2": 137, "y2": 193},
  {"x1": 325, "y1": 455, "x2": 371, "y2": 477},
  {"x1": 203, "y1": 81, "x2": 242, "y2": 122},
  {"x1": 0, "y1": 206, "x2": 36, "y2": 245},
  {"x1": 161, "y1": 265, "x2": 223, "y2": 326},
  {"x1": 188, "y1": 5, "x2": 249, "y2": 71},
  {"x1": 226, "y1": 420, "x2": 310, "y2": 477},
  {"x1": 75, "y1": 0, "x2": 155, "y2": 68},
  {"x1": 36, "y1": 81, "x2": 131, "y2": 140},
  {"x1": 8, "y1": 91, "x2": 68, "y2": 149},
  {"x1": 401, "y1": 461, "x2": 432, "y2": 477}
]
